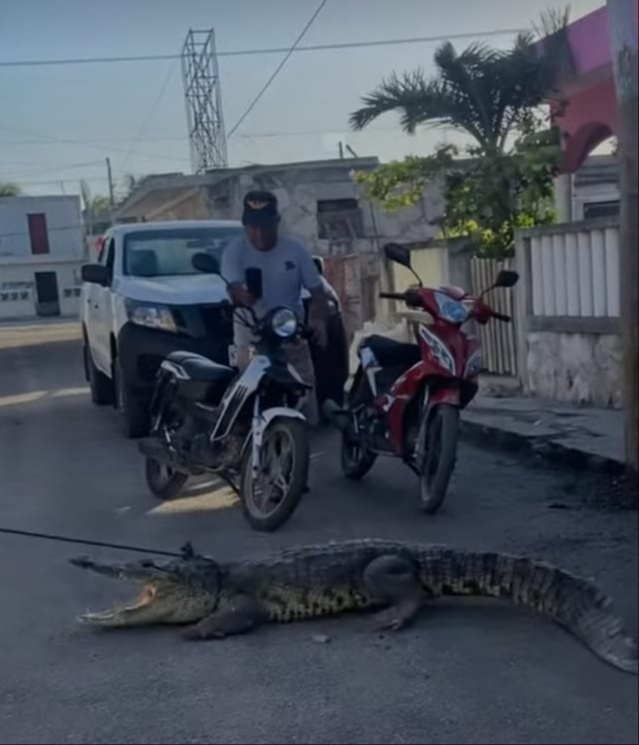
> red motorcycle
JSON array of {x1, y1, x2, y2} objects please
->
[{"x1": 334, "y1": 243, "x2": 519, "y2": 514}]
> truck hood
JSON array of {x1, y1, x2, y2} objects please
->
[
  {"x1": 116, "y1": 274, "x2": 335, "y2": 307},
  {"x1": 117, "y1": 274, "x2": 230, "y2": 306}
]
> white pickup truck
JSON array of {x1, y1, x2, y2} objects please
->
[{"x1": 81, "y1": 220, "x2": 349, "y2": 437}]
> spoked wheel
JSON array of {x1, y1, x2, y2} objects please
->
[
  {"x1": 341, "y1": 421, "x2": 377, "y2": 481},
  {"x1": 240, "y1": 419, "x2": 309, "y2": 532},
  {"x1": 145, "y1": 458, "x2": 188, "y2": 501},
  {"x1": 419, "y1": 404, "x2": 459, "y2": 514}
]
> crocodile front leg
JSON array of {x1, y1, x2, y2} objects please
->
[
  {"x1": 184, "y1": 595, "x2": 266, "y2": 640},
  {"x1": 363, "y1": 555, "x2": 430, "y2": 631}
]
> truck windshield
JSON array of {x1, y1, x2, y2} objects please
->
[{"x1": 123, "y1": 227, "x2": 244, "y2": 278}]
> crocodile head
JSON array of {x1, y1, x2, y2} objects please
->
[{"x1": 70, "y1": 552, "x2": 221, "y2": 627}]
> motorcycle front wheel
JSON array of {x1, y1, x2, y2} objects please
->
[
  {"x1": 240, "y1": 419, "x2": 309, "y2": 532},
  {"x1": 419, "y1": 404, "x2": 460, "y2": 514}
]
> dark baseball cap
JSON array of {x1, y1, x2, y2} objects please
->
[{"x1": 242, "y1": 190, "x2": 280, "y2": 228}]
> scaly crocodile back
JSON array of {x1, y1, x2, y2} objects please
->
[{"x1": 232, "y1": 539, "x2": 637, "y2": 674}]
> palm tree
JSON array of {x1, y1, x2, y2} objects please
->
[
  {"x1": 0, "y1": 182, "x2": 22, "y2": 197},
  {"x1": 350, "y1": 11, "x2": 571, "y2": 154}
]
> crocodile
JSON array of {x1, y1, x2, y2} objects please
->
[{"x1": 71, "y1": 539, "x2": 638, "y2": 674}]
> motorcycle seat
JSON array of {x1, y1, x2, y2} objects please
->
[
  {"x1": 362, "y1": 335, "x2": 421, "y2": 369},
  {"x1": 166, "y1": 352, "x2": 235, "y2": 385}
]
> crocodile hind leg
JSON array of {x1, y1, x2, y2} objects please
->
[
  {"x1": 184, "y1": 596, "x2": 266, "y2": 641},
  {"x1": 363, "y1": 555, "x2": 429, "y2": 631}
]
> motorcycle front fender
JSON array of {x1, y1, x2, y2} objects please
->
[
  {"x1": 260, "y1": 407, "x2": 307, "y2": 427},
  {"x1": 428, "y1": 387, "x2": 461, "y2": 408},
  {"x1": 248, "y1": 406, "x2": 307, "y2": 481}
]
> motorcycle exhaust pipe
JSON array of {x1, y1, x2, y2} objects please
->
[{"x1": 322, "y1": 400, "x2": 352, "y2": 433}]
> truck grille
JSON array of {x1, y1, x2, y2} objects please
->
[{"x1": 198, "y1": 305, "x2": 234, "y2": 341}]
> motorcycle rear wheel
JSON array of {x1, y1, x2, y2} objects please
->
[
  {"x1": 240, "y1": 419, "x2": 309, "y2": 532},
  {"x1": 145, "y1": 458, "x2": 188, "y2": 501},
  {"x1": 341, "y1": 430, "x2": 377, "y2": 480},
  {"x1": 419, "y1": 404, "x2": 459, "y2": 514}
]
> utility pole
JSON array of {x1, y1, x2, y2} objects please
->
[
  {"x1": 105, "y1": 157, "x2": 116, "y2": 215},
  {"x1": 608, "y1": 0, "x2": 638, "y2": 474}
]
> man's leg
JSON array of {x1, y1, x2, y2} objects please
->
[{"x1": 285, "y1": 340, "x2": 319, "y2": 427}]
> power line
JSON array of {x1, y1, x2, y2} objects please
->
[
  {"x1": 11, "y1": 176, "x2": 110, "y2": 187},
  {"x1": 0, "y1": 137, "x2": 187, "y2": 146},
  {"x1": 227, "y1": 0, "x2": 330, "y2": 139},
  {"x1": 1, "y1": 160, "x2": 104, "y2": 179},
  {"x1": 117, "y1": 60, "x2": 180, "y2": 179},
  {"x1": 0, "y1": 124, "x2": 191, "y2": 163},
  {"x1": 0, "y1": 28, "x2": 526, "y2": 69}
]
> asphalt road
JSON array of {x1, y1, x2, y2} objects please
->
[{"x1": 0, "y1": 323, "x2": 637, "y2": 745}]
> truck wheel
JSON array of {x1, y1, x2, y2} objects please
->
[
  {"x1": 113, "y1": 356, "x2": 149, "y2": 439},
  {"x1": 85, "y1": 342, "x2": 113, "y2": 406}
]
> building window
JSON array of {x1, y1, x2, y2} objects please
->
[
  {"x1": 583, "y1": 201, "x2": 620, "y2": 219},
  {"x1": 27, "y1": 213, "x2": 50, "y2": 255},
  {"x1": 317, "y1": 199, "x2": 364, "y2": 240}
]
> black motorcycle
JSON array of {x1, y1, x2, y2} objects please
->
[{"x1": 139, "y1": 254, "x2": 311, "y2": 532}]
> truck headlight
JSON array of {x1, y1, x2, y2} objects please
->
[{"x1": 126, "y1": 300, "x2": 177, "y2": 333}]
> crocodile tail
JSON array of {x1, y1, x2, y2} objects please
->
[{"x1": 419, "y1": 548, "x2": 638, "y2": 675}]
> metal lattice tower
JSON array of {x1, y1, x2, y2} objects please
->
[{"x1": 181, "y1": 29, "x2": 228, "y2": 172}]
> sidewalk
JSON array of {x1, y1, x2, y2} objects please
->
[{"x1": 461, "y1": 396, "x2": 625, "y2": 471}]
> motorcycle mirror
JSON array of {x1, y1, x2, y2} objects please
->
[
  {"x1": 494, "y1": 270, "x2": 519, "y2": 289},
  {"x1": 384, "y1": 243, "x2": 412, "y2": 270},
  {"x1": 192, "y1": 252, "x2": 220, "y2": 275}
]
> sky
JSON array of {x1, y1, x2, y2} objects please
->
[{"x1": 0, "y1": 0, "x2": 604, "y2": 198}]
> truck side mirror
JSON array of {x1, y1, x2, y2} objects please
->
[{"x1": 81, "y1": 264, "x2": 109, "y2": 286}]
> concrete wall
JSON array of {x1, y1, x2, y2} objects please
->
[
  {"x1": 515, "y1": 220, "x2": 622, "y2": 407},
  {"x1": 0, "y1": 196, "x2": 84, "y2": 261},
  {"x1": 0, "y1": 259, "x2": 83, "y2": 320},
  {"x1": 526, "y1": 330, "x2": 622, "y2": 408}
]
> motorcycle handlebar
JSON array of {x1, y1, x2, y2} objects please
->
[
  {"x1": 379, "y1": 292, "x2": 409, "y2": 301},
  {"x1": 492, "y1": 311, "x2": 512, "y2": 323}
]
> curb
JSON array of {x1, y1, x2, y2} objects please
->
[{"x1": 460, "y1": 416, "x2": 626, "y2": 476}]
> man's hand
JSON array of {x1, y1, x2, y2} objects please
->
[{"x1": 229, "y1": 283, "x2": 255, "y2": 307}]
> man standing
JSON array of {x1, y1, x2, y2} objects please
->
[{"x1": 222, "y1": 190, "x2": 329, "y2": 425}]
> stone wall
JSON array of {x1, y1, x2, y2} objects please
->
[{"x1": 525, "y1": 331, "x2": 622, "y2": 408}]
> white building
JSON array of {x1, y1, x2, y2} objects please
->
[{"x1": 0, "y1": 195, "x2": 86, "y2": 321}]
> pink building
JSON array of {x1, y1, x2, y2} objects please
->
[{"x1": 552, "y1": 2, "x2": 638, "y2": 174}]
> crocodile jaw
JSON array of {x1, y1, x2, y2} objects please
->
[{"x1": 79, "y1": 585, "x2": 162, "y2": 627}]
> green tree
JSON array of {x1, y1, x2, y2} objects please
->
[
  {"x1": 351, "y1": 11, "x2": 571, "y2": 257},
  {"x1": 0, "y1": 182, "x2": 22, "y2": 197}
]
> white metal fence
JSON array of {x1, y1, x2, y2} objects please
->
[
  {"x1": 526, "y1": 220, "x2": 620, "y2": 320},
  {"x1": 470, "y1": 257, "x2": 518, "y2": 376}
]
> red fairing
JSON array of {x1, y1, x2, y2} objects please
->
[{"x1": 386, "y1": 361, "x2": 429, "y2": 454}]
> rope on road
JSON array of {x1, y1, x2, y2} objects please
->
[{"x1": 0, "y1": 527, "x2": 183, "y2": 557}]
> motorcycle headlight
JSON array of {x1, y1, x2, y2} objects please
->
[
  {"x1": 126, "y1": 300, "x2": 177, "y2": 333},
  {"x1": 271, "y1": 308, "x2": 299, "y2": 339},
  {"x1": 434, "y1": 292, "x2": 470, "y2": 325}
]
